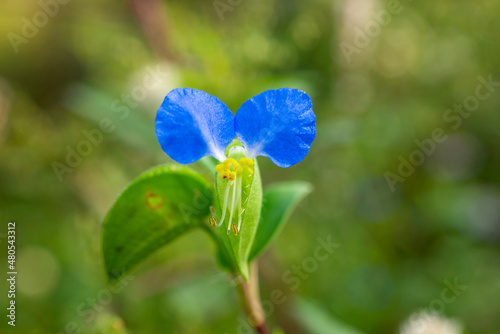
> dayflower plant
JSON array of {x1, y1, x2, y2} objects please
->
[{"x1": 102, "y1": 87, "x2": 315, "y2": 333}]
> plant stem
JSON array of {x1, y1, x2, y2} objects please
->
[
  {"x1": 202, "y1": 225, "x2": 271, "y2": 333},
  {"x1": 237, "y1": 261, "x2": 271, "y2": 334}
]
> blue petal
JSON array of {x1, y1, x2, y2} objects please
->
[
  {"x1": 155, "y1": 88, "x2": 235, "y2": 164},
  {"x1": 234, "y1": 88, "x2": 316, "y2": 168}
]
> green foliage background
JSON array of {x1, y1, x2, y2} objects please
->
[{"x1": 0, "y1": 0, "x2": 500, "y2": 333}]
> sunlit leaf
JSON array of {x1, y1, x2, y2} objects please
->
[{"x1": 294, "y1": 298, "x2": 366, "y2": 334}]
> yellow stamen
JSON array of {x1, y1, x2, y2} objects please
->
[
  {"x1": 224, "y1": 158, "x2": 240, "y2": 169},
  {"x1": 209, "y1": 217, "x2": 217, "y2": 228},
  {"x1": 220, "y1": 170, "x2": 229, "y2": 180},
  {"x1": 232, "y1": 224, "x2": 238, "y2": 235},
  {"x1": 215, "y1": 164, "x2": 226, "y2": 172},
  {"x1": 237, "y1": 158, "x2": 255, "y2": 176}
]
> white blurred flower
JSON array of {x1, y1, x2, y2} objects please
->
[
  {"x1": 400, "y1": 311, "x2": 462, "y2": 334},
  {"x1": 126, "y1": 61, "x2": 181, "y2": 114}
]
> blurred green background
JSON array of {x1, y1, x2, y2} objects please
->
[{"x1": 1, "y1": 0, "x2": 500, "y2": 333}]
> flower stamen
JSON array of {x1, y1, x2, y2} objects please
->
[
  {"x1": 217, "y1": 182, "x2": 231, "y2": 227},
  {"x1": 215, "y1": 157, "x2": 255, "y2": 235},
  {"x1": 209, "y1": 206, "x2": 217, "y2": 228},
  {"x1": 239, "y1": 157, "x2": 254, "y2": 175},
  {"x1": 227, "y1": 174, "x2": 238, "y2": 235},
  {"x1": 237, "y1": 176, "x2": 243, "y2": 232}
]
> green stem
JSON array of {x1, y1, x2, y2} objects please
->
[
  {"x1": 236, "y1": 261, "x2": 271, "y2": 334},
  {"x1": 202, "y1": 225, "x2": 270, "y2": 333}
]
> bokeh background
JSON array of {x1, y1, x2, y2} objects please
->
[{"x1": 1, "y1": 0, "x2": 500, "y2": 333}]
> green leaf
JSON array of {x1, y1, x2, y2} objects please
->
[
  {"x1": 101, "y1": 164, "x2": 213, "y2": 284},
  {"x1": 249, "y1": 181, "x2": 312, "y2": 261},
  {"x1": 294, "y1": 298, "x2": 366, "y2": 334}
]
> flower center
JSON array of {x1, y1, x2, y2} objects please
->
[{"x1": 212, "y1": 156, "x2": 254, "y2": 235}]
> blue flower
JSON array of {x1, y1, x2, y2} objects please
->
[
  {"x1": 155, "y1": 88, "x2": 316, "y2": 168},
  {"x1": 156, "y1": 87, "x2": 316, "y2": 236}
]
